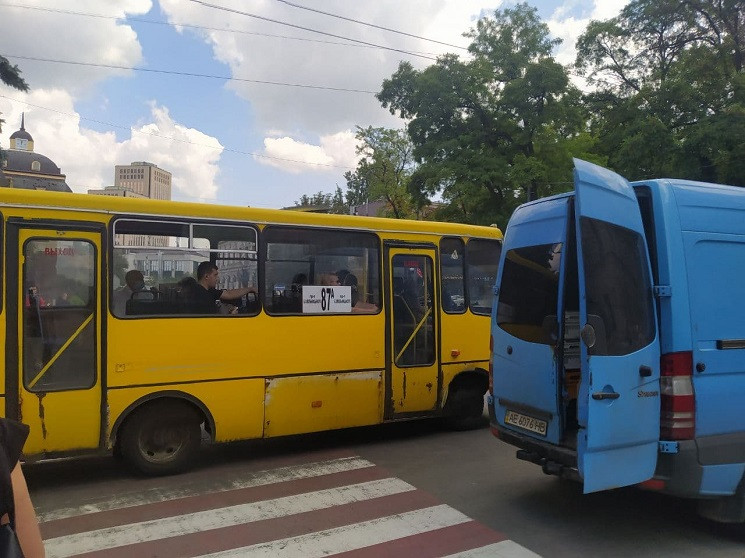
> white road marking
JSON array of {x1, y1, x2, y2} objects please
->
[
  {"x1": 444, "y1": 540, "x2": 542, "y2": 558},
  {"x1": 44, "y1": 477, "x2": 413, "y2": 558},
  {"x1": 38, "y1": 456, "x2": 374, "y2": 522},
  {"x1": 199, "y1": 505, "x2": 471, "y2": 558}
]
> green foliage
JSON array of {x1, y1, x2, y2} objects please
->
[
  {"x1": 577, "y1": 0, "x2": 745, "y2": 185},
  {"x1": 348, "y1": 126, "x2": 417, "y2": 219},
  {"x1": 0, "y1": 56, "x2": 29, "y2": 135},
  {"x1": 377, "y1": 3, "x2": 584, "y2": 226},
  {"x1": 294, "y1": 188, "x2": 348, "y2": 214}
]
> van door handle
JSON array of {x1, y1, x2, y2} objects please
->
[
  {"x1": 639, "y1": 366, "x2": 652, "y2": 377},
  {"x1": 592, "y1": 391, "x2": 620, "y2": 400}
]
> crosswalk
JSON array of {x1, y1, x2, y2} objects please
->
[{"x1": 39, "y1": 455, "x2": 539, "y2": 557}]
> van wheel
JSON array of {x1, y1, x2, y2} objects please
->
[
  {"x1": 119, "y1": 400, "x2": 201, "y2": 476},
  {"x1": 443, "y1": 387, "x2": 486, "y2": 431}
]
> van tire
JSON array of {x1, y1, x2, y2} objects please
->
[
  {"x1": 119, "y1": 400, "x2": 202, "y2": 476},
  {"x1": 443, "y1": 387, "x2": 487, "y2": 431}
]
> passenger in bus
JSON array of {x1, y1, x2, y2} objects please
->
[
  {"x1": 193, "y1": 261, "x2": 257, "y2": 314},
  {"x1": 336, "y1": 269, "x2": 378, "y2": 313},
  {"x1": 112, "y1": 270, "x2": 148, "y2": 316},
  {"x1": 318, "y1": 272, "x2": 340, "y2": 286},
  {"x1": 291, "y1": 273, "x2": 308, "y2": 292}
]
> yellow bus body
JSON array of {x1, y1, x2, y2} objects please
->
[{"x1": 0, "y1": 188, "x2": 502, "y2": 473}]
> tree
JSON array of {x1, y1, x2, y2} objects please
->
[
  {"x1": 293, "y1": 188, "x2": 348, "y2": 214},
  {"x1": 0, "y1": 56, "x2": 29, "y2": 135},
  {"x1": 345, "y1": 126, "x2": 417, "y2": 219},
  {"x1": 576, "y1": 0, "x2": 745, "y2": 185},
  {"x1": 377, "y1": 3, "x2": 587, "y2": 226}
]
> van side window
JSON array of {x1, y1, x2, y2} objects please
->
[
  {"x1": 580, "y1": 217, "x2": 655, "y2": 355},
  {"x1": 497, "y1": 243, "x2": 560, "y2": 345}
]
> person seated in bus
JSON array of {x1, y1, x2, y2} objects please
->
[
  {"x1": 336, "y1": 269, "x2": 378, "y2": 313},
  {"x1": 113, "y1": 269, "x2": 148, "y2": 316},
  {"x1": 176, "y1": 276, "x2": 199, "y2": 313},
  {"x1": 318, "y1": 272, "x2": 340, "y2": 286},
  {"x1": 193, "y1": 261, "x2": 257, "y2": 314},
  {"x1": 291, "y1": 272, "x2": 308, "y2": 293}
]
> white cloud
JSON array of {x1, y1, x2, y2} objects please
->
[
  {"x1": 0, "y1": 91, "x2": 222, "y2": 200},
  {"x1": 157, "y1": 1, "x2": 489, "y2": 137},
  {"x1": 548, "y1": 0, "x2": 628, "y2": 68},
  {"x1": 0, "y1": 0, "x2": 150, "y2": 93},
  {"x1": 258, "y1": 129, "x2": 358, "y2": 174}
]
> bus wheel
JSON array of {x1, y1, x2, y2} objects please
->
[
  {"x1": 119, "y1": 400, "x2": 201, "y2": 476},
  {"x1": 443, "y1": 387, "x2": 486, "y2": 431}
]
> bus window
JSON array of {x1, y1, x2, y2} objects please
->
[
  {"x1": 440, "y1": 237, "x2": 465, "y2": 313},
  {"x1": 263, "y1": 226, "x2": 380, "y2": 315},
  {"x1": 112, "y1": 219, "x2": 257, "y2": 317},
  {"x1": 466, "y1": 239, "x2": 501, "y2": 315},
  {"x1": 23, "y1": 239, "x2": 96, "y2": 391}
]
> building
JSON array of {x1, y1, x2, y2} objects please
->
[
  {"x1": 115, "y1": 161, "x2": 171, "y2": 200},
  {"x1": 0, "y1": 114, "x2": 72, "y2": 192},
  {"x1": 88, "y1": 162, "x2": 175, "y2": 282},
  {"x1": 87, "y1": 186, "x2": 147, "y2": 199}
]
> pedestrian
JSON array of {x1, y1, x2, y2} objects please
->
[{"x1": 0, "y1": 418, "x2": 45, "y2": 557}]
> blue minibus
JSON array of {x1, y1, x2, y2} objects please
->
[{"x1": 489, "y1": 159, "x2": 745, "y2": 522}]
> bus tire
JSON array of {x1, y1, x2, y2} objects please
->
[
  {"x1": 443, "y1": 387, "x2": 487, "y2": 431},
  {"x1": 119, "y1": 400, "x2": 202, "y2": 476}
]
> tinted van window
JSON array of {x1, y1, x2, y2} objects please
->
[
  {"x1": 497, "y1": 243, "x2": 561, "y2": 345},
  {"x1": 580, "y1": 217, "x2": 655, "y2": 355}
]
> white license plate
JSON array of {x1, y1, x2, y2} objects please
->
[{"x1": 504, "y1": 410, "x2": 548, "y2": 436}]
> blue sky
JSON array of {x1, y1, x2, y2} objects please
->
[{"x1": 0, "y1": 0, "x2": 625, "y2": 209}]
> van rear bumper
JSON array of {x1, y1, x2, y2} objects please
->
[{"x1": 651, "y1": 440, "x2": 704, "y2": 498}]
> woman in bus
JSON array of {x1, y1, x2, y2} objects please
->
[{"x1": 336, "y1": 269, "x2": 377, "y2": 313}]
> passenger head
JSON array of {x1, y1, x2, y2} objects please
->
[
  {"x1": 320, "y1": 273, "x2": 339, "y2": 286},
  {"x1": 336, "y1": 269, "x2": 359, "y2": 305},
  {"x1": 197, "y1": 261, "x2": 219, "y2": 287},
  {"x1": 125, "y1": 269, "x2": 145, "y2": 291},
  {"x1": 292, "y1": 273, "x2": 308, "y2": 285},
  {"x1": 178, "y1": 276, "x2": 198, "y2": 293}
]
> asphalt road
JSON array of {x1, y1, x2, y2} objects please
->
[{"x1": 25, "y1": 413, "x2": 745, "y2": 557}]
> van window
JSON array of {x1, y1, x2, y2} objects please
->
[
  {"x1": 497, "y1": 243, "x2": 560, "y2": 345},
  {"x1": 580, "y1": 217, "x2": 655, "y2": 355}
]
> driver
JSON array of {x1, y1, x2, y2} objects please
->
[{"x1": 193, "y1": 261, "x2": 257, "y2": 314}]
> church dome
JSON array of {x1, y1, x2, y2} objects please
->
[{"x1": 9, "y1": 114, "x2": 33, "y2": 142}]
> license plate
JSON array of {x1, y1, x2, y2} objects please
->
[{"x1": 504, "y1": 410, "x2": 547, "y2": 436}]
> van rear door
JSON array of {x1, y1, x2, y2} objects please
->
[
  {"x1": 492, "y1": 196, "x2": 570, "y2": 445},
  {"x1": 573, "y1": 158, "x2": 660, "y2": 493}
]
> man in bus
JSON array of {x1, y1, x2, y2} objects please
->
[
  {"x1": 112, "y1": 269, "x2": 148, "y2": 316},
  {"x1": 194, "y1": 261, "x2": 257, "y2": 314}
]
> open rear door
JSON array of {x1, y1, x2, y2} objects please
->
[{"x1": 573, "y1": 159, "x2": 660, "y2": 493}]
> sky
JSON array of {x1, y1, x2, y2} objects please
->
[{"x1": 0, "y1": 0, "x2": 627, "y2": 209}]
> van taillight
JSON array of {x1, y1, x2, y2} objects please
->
[
  {"x1": 488, "y1": 335, "x2": 494, "y2": 396},
  {"x1": 660, "y1": 351, "x2": 695, "y2": 440}
]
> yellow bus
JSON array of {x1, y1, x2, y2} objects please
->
[{"x1": 1, "y1": 188, "x2": 502, "y2": 474}]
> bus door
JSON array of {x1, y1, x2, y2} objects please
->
[
  {"x1": 385, "y1": 244, "x2": 439, "y2": 417},
  {"x1": 7, "y1": 224, "x2": 103, "y2": 455}
]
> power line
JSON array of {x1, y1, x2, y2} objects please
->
[
  {"x1": 275, "y1": 0, "x2": 468, "y2": 51},
  {"x1": 0, "y1": 2, "x2": 443, "y2": 56},
  {"x1": 0, "y1": 94, "x2": 357, "y2": 171},
  {"x1": 2, "y1": 54, "x2": 377, "y2": 94},
  {"x1": 188, "y1": 0, "x2": 438, "y2": 61}
]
